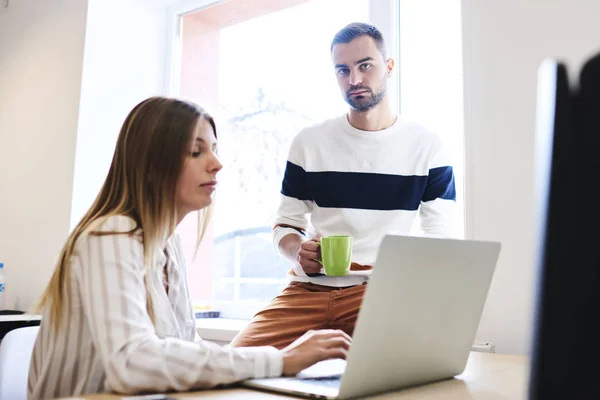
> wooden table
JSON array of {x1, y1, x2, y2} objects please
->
[{"x1": 58, "y1": 352, "x2": 529, "y2": 399}]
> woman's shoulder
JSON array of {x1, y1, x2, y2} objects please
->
[
  {"x1": 73, "y1": 215, "x2": 143, "y2": 256},
  {"x1": 89, "y1": 215, "x2": 140, "y2": 234},
  {"x1": 66, "y1": 216, "x2": 145, "y2": 282}
]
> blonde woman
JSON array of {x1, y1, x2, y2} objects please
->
[{"x1": 28, "y1": 97, "x2": 351, "y2": 400}]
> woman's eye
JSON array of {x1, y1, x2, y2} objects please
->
[{"x1": 191, "y1": 151, "x2": 201, "y2": 158}]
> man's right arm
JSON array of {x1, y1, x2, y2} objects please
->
[
  {"x1": 272, "y1": 160, "x2": 313, "y2": 276},
  {"x1": 278, "y1": 233, "x2": 303, "y2": 264},
  {"x1": 272, "y1": 135, "x2": 320, "y2": 275},
  {"x1": 277, "y1": 232, "x2": 322, "y2": 275},
  {"x1": 271, "y1": 158, "x2": 312, "y2": 253}
]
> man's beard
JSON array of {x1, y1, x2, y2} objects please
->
[{"x1": 344, "y1": 83, "x2": 387, "y2": 112}]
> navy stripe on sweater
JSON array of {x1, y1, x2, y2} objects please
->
[
  {"x1": 423, "y1": 166, "x2": 456, "y2": 202},
  {"x1": 281, "y1": 161, "x2": 455, "y2": 211}
]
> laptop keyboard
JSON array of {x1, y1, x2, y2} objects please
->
[{"x1": 301, "y1": 375, "x2": 341, "y2": 389}]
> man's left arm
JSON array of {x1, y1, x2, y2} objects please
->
[{"x1": 419, "y1": 139, "x2": 459, "y2": 238}]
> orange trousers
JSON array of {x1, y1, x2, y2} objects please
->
[{"x1": 230, "y1": 281, "x2": 367, "y2": 349}]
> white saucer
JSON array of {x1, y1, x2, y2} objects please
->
[
  {"x1": 317, "y1": 269, "x2": 373, "y2": 277},
  {"x1": 348, "y1": 270, "x2": 373, "y2": 276}
]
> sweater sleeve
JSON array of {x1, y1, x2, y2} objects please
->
[
  {"x1": 273, "y1": 134, "x2": 312, "y2": 250},
  {"x1": 419, "y1": 137, "x2": 459, "y2": 238}
]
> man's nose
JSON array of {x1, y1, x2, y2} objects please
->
[{"x1": 349, "y1": 71, "x2": 363, "y2": 86}]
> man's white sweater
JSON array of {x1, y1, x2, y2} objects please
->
[{"x1": 273, "y1": 114, "x2": 458, "y2": 286}]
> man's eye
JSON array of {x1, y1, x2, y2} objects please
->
[
  {"x1": 338, "y1": 69, "x2": 349, "y2": 76},
  {"x1": 361, "y1": 63, "x2": 371, "y2": 70}
]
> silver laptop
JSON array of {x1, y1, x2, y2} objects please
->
[{"x1": 242, "y1": 235, "x2": 501, "y2": 399}]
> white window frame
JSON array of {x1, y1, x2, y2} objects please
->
[
  {"x1": 164, "y1": 0, "x2": 401, "y2": 320},
  {"x1": 164, "y1": 0, "x2": 400, "y2": 104}
]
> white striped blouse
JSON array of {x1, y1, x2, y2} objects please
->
[{"x1": 28, "y1": 216, "x2": 282, "y2": 400}]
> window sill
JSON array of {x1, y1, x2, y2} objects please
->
[
  {"x1": 196, "y1": 318, "x2": 249, "y2": 343},
  {"x1": 195, "y1": 318, "x2": 497, "y2": 354}
]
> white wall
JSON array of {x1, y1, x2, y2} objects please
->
[
  {"x1": 0, "y1": 0, "x2": 168, "y2": 311},
  {"x1": 0, "y1": 0, "x2": 89, "y2": 310},
  {"x1": 463, "y1": 0, "x2": 600, "y2": 355},
  {"x1": 70, "y1": 0, "x2": 168, "y2": 228}
]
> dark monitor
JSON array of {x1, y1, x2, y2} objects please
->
[{"x1": 529, "y1": 54, "x2": 600, "y2": 399}]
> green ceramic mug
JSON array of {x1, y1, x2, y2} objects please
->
[{"x1": 318, "y1": 235, "x2": 353, "y2": 276}]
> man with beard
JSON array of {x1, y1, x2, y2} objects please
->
[{"x1": 231, "y1": 22, "x2": 458, "y2": 349}]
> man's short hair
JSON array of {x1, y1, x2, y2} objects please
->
[{"x1": 330, "y1": 22, "x2": 387, "y2": 59}]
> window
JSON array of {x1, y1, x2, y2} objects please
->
[
  {"x1": 399, "y1": 0, "x2": 465, "y2": 237},
  {"x1": 166, "y1": 0, "x2": 463, "y2": 319}
]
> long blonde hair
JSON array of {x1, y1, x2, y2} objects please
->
[{"x1": 36, "y1": 96, "x2": 216, "y2": 329}]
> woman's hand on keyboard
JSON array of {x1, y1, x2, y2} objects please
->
[{"x1": 281, "y1": 329, "x2": 351, "y2": 376}]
